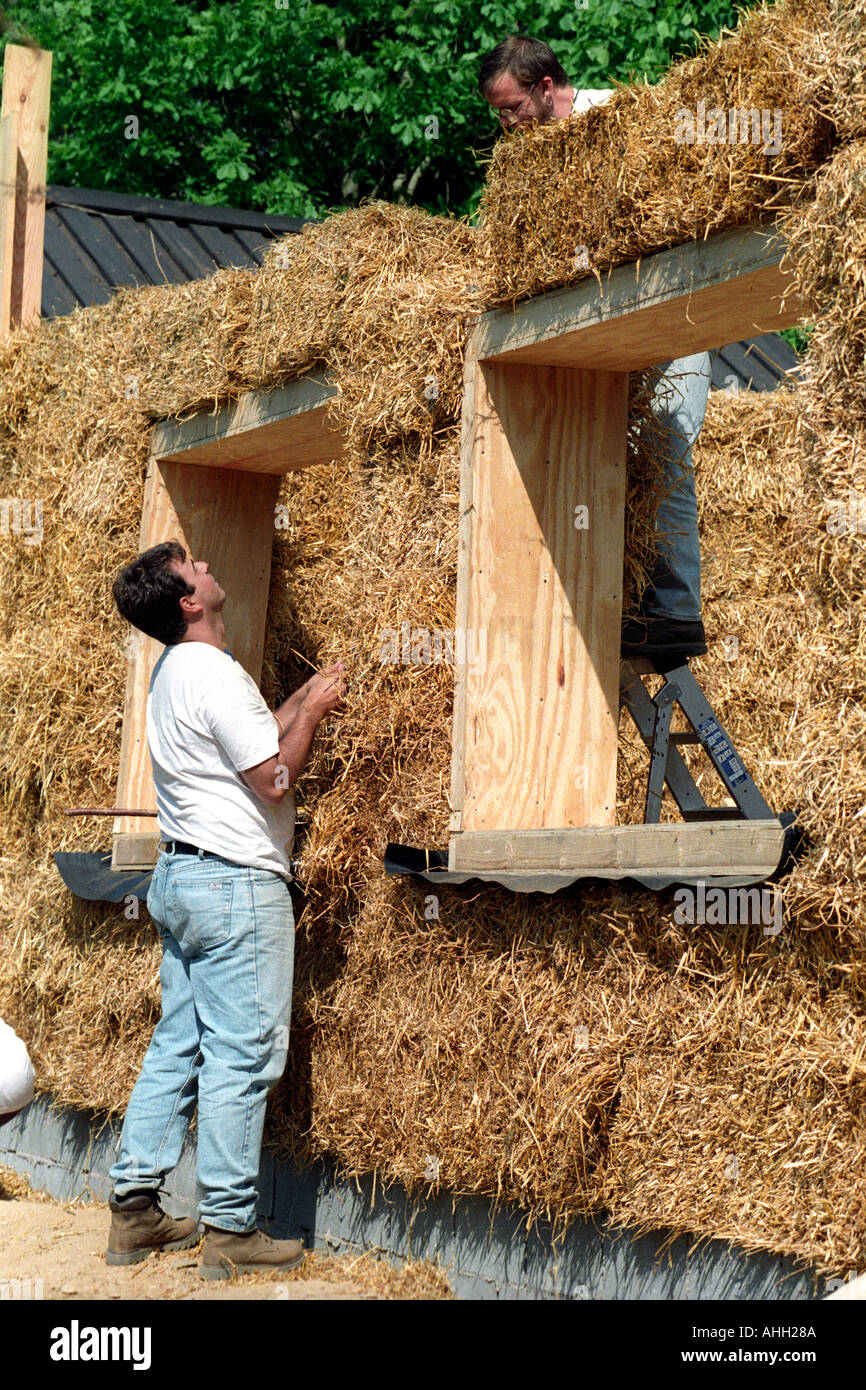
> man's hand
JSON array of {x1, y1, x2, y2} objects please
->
[
  {"x1": 240, "y1": 661, "x2": 348, "y2": 807},
  {"x1": 277, "y1": 662, "x2": 346, "y2": 724},
  {"x1": 301, "y1": 663, "x2": 346, "y2": 719}
]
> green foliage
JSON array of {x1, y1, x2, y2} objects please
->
[
  {"x1": 3, "y1": 0, "x2": 756, "y2": 218},
  {"x1": 778, "y1": 325, "x2": 814, "y2": 356}
]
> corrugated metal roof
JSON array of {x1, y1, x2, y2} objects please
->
[
  {"x1": 42, "y1": 186, "x2": 802, "y2": 392},
  {"x1": 42, "y1": 185, "x2": 308, "y2": 318},
  {"x1": 711, "y1": 333, "x2": 802, "y2": 392}
]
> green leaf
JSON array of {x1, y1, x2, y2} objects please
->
[{"x1": 6, "y1": 0, "x2": 755, "y2": 217}]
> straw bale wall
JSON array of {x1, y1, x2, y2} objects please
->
[
  {"x1": 1, "y1": 0, "x2": 865, "y2": 1271},
  {"x1": 478, "y1": 0, "x2": 843, "y2": 300}
]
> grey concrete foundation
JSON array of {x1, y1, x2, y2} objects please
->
[{"x1": 1, "y1": 1095, "x2": 829, "y2": 1300}]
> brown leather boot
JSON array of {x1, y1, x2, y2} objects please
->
[
  {"x1": 106, "y1": 1190, "x2": 202, "y2": 1265},
  {"x1": 199, "y1": 1224, "x2": 306, "y2": 1281}
]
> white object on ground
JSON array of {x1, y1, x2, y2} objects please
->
[{"x1": 0, "y1": 1016, "x2": 36, "y2": 1115}]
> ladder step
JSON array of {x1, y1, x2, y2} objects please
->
[{"x1": 621, "y1": 657, "x2": 775, "y2": 827}]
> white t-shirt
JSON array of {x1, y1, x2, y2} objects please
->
[
  {"x1": 572, "y1": 87, "x2": 614, "y2": 115},
  {"x1": 0, "y1": 1017, "x2": 36, "y2": 1115},
  {"x1": 146, "y1": 642, "x2": 295, "y2": 880}
]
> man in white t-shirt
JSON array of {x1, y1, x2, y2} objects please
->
[
  {"x1": 479, "y1": 36, "x2": 713, "y2": 671},
  {"x1": 108, "y1": 539, "x2": 345, "y2": 1279},
  {"x1": 0, "y1": 1017, "x2": 36, "y2": 1127}
]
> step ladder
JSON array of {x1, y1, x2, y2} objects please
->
[{"x1": 621, "y1": 657, "x2": 775, "y2": 827}]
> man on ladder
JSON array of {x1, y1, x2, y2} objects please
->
[{"x1": 479, "y1": 34, "x2": 713, "y2": 671}]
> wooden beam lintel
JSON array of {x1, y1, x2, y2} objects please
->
[
  {"x1": 150, "y1": 372, "x2": 346, "y2": 475},
  {"x1": 448, "y1": 820, "x2": 785, "y2": 876},
  {"x1": 472, "y1": 221, "x2": 809, "y2": 372}
]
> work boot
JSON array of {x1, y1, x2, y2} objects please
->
[
  {"x1": 106, "y1": 1189, "x2": 202, "y2": 1265},
  {"x1": 199, "y1": 1224, "x2": 306, "y2": 1281},
  {"x1": 621, "y1": 615, "x2": 708, "y2": 671}
]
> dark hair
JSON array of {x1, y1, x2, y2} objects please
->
[
  {"x1": 112, "y1": 540, "x2": 194, "y2": 646},
  {"x1": 478, "y1": 35, "x2": 569, "y2": 98}
]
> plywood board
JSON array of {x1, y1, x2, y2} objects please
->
[
  {"x1": 0, "y1": 110, "x2": 18, "y2": 334},
  {"x1": 0, "y1": 44, "x2": 50, "y2": 330},
  {"x1": 473, "y1": 222, "x2": 808, "y2": 371},
  {"x1": 450, "y1": 362, "x2": 628, "y2": 840},
  {"x1": 112, "y1": 460, "x2": 280, "y2": 867},
  {"x1": 448, "y1": 349, "x2": 478, "y2": 836}
]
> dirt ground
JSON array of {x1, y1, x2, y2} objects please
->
[{"x1": 0, "y1": 1167, "x2": 454, "y2": 1301}]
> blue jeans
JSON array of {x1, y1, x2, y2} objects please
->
[
  {"x1": 638, "y1": 350, "x2": 713, "y2": 623},
  {"x1": 109, "y1": 848, "x2": 295, "y2": 1232}
]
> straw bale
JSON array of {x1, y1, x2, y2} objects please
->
[
  {"x1": 280, "y1": 872, "x2": 627, "y2": 1222},
  {"x1": 479, "y1": 0, "x2": 836, "y2": 302},
  {"x1": 245, "y1": 205, "x2": 486, "y2": 453},
  {"x1": 2, "y1": 0, "x2": 866, "y2": 1275},
  {"x1": 0, "y1": 852, "x2": 160, "y2": 1111},
  {"x1": 599, "y1": 971, "x2": 866, "y2": 1272},
  {"x1": 780, "y1": 139, "x2": 866, "y2": 428},
  {"x1": 794, "y1": 0, "x2": 866, "y2": 144},
  {"x1": 0, "y1": 268, "x2": 255, "y2": 430}
]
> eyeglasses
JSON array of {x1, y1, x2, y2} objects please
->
[{"x1": 493, "y1": 82, "x2": 539, "y2": 125}]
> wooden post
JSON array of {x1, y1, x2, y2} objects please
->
[
  {"x1": 449, "y1": 361, "x2": 627, "y2": 856},
  {"x1": 0, "y1": 107, "x2": 19, "y2": 331},
  {"x1": 0, "y1": 44, "x2": 51, "y2": 336}
]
